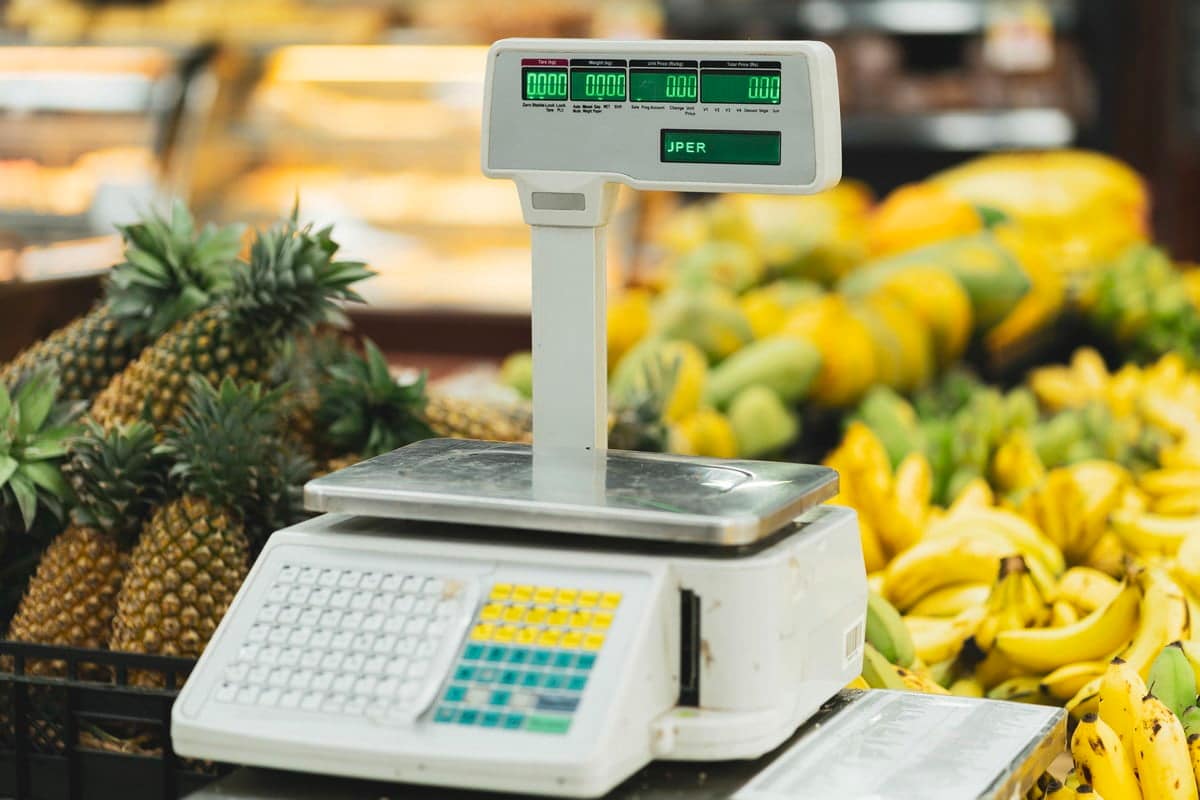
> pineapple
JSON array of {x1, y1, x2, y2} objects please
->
[
  {"x1": 0, "y1": 203, "x2": 241, "y2": 402},
  {"x1": 607, "y1": 355, "x2": 671, "y2": 453},
  {"x1": 109, "y1": 377, "x2": 286, "y2": 668},
  {"x1": 6, "y1": 420, "x2": 162, "y2": 674},
  {"x1": 89, "y1": 213, "x2": 372, "y2": 433},
  {"x1": 423, "y1": 392, "x2": 533, "y2": 444}
]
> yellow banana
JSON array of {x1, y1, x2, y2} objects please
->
[
  {"x1": 994, "y1": 581, "x2": 1141, "y2": 673},
  {"x1": 1152, "y1": 493, "x2": 1200, "y2": 516},
  {"x1": 1175, "y1": 533, "x2": 1200, "y2": 598},
  {"x1": 894, "y1": 665, "x2": 952, "y2": 695},
  {"x1": 1070, "y1": 712, "x2": 1141, "y2": 800},
  {"x1": 1067, "y1": 675, "x2": 1103, "y2": 720},
  {"x1": 1085, "y1": 532, "x2": 1128, "y2": 579},
  {"x1": 972, "y1": 649, "x2": 1026, "y2": 691},
  {"x1": 949, "y1": 677, "x2": 985, "y2": 697},
  {"x1": 1072, "y1": 348, "x2": 1110, "y2": 393},
  {"x1": 883, "y1": 534, "x2": 1011, "y2": 611},
  {"x1": 909, "y1": 582, "x2": 991, "y2": 617},
  {"x1": 1112, "y1": 510, "x2": 1200, "y2": 556},
  {"x1": 1042, "y1": 661, "x2": 1108, "y2": 702},
  {"x1": 1059, "y1": 567, "x2": 1122, "y2": 613},
  {"x1": 858, "y1": 513, "x2": 888, "y2": 574},
  {"x1": 1052, "y1": 601, "x2": 1081, "y2": 626},
  {"x1": 844, "y1": 675, "x2": 870, "y2": 690},
  {"x1": 1140, "y1": 468, "x2": 1200, "y2": 497},
  {"x1": 976, "y1": 555, "x2": 1050, "y2": 652},
  {"x1": 1041, "y1": 778, "x2": 1069, "y2": 800},
  {"x1": 1189, "y1": 733, "x2": 1200, "y2": 799},
  {"x1": 930, "y1": 508, "x2": 1066, "y2": 577},
  {"x1": 860, "y1": 643, "x2": 909, "y2": 691},
  {"x1": 948, "y1": 477, "x2": 995, "y2": 512},
  {"x1": 1098, "y1": 658, "x2": 1147, "y2": 773},
  {"x1": 1119, "y1": 567, "x2": 1188, "y2": 676},
  {"x1": 1132, "y1": 694, "x2": 1198, "y2": 800},
  {"x1": 904, "y1": 606, "x2": 986, "y2": 664},
  {"x1": 987, "y1": 675, "x2": 1051, "y2": 704}
]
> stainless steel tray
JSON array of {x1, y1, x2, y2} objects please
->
[{"x1": 304, "y1": 438, "x2": 838, "y2": 547}]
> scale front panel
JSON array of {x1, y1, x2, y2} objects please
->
[{"x1": 483, "y1": 39, "x2": 841, "y2": 193}]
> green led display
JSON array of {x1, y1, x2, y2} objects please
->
[
  {"x1": 700, "y1": 71, "x2": 781, "y2": 104},
  {"x1": 570, "y1": 69, "x2": 627, "y2": 101},
  {"x1": 523, "y1": 68, "x2": 568, "y2": 101},
  {"x1": 630, "y1": 69, "x2": 697, "y2": 103},
  {"x1": 660, "y1": 130, "x2": 781, "y2": 165}
]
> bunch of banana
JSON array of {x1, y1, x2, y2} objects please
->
[{"x1": 1020, "y1": 462, "x2": 1129, "y2": 565}]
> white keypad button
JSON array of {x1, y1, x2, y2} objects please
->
[
  {"x1": 361, "y1": 572, "x2": 383, "y2": 590},
  {"x1": 298, "y1": 567, "x2": 320, "y2": 585},
  {"x1": 338, "y1": 571, "x2": 361, "y2": 589},
  {"x1": 288, "y1": 587, "x2": 311, "y2": 605},
  {"x1": 278, "y1": 607, "x2": 301, "y2": 625},
  {"x1": 300, "y1": 693, "x2": 322, "y2": 712},
  {"x1": 318, "y1": 569, "x2": 339, "y2": 588},
  {"x1": 277, "y1": 565, "x2": 298, "y2": 584},
  {"x1": 280, "y1": 691, "x2": 302, "y2": 709},
  {"x1": 330, "y1": 591, "x2": 352, "y2": 609},
  {"x1": 266, "y1": 585, "x2": 290, "y2": 603}
]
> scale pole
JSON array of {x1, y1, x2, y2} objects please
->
[{"x1": 530, "y1": 223, "x2": 608, "y2": 461}]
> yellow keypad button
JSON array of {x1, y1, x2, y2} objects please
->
[
  {"x1": 480, "y1": 603, "x2": 503, "y2": 622},
  {"x1": 471, "y1": 624, "x2": 495, "y2": 641},
  {"x1": 503, "y1": 606, "x2": 525, "y2": 623},
  {"x1": 494, "y1": 625, "x2": 518, "y2": 643},
  {"x1": 570, "y1": 611, "x2": 591, "y2": 628},
  {"x1": 555, "y1": 588, "x2": 578, "y2": 606},
  {"x1": 578, "y1": 590, "x2": 600, "y2": 608},
  {"x1": 562, "y1": 631, "x2": 584, "y2": 649},
  {"x1": 600, "y1": 592, "x2": 622, "y2": 610},
  {"x1": 512, "y1": 585, "x2": 534, "y2": 603},
  {"x1": 593, "y1": 612, "x2": 613, "y2": 629},
  {"x1": 548, "y1": 609, "x2": 570, "y2": 627},
  {"x1": 534, "y1": 586, "x2": 557, "y2": 604},
  {"x1": 490, "y1": 584, "x2": 512, "y2": 601},
  {"x1": 524, "y1": 607, "x2": 548, "y2": 625},
  {"x1": 517, "y1": 627, "x2": 539, "y2": 645},
  {"x1": 583, "y1": 633, "x2": 605, "y2": 651},
  {"x1": 538, "y1": 629, "x2": 562, "y2": 647}
]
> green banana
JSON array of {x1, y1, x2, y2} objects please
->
[
  {"x1": 866, "y1": 590, "x2": 916, "y2": 668},
  {"x1": 1147, "y1": 641, "x2": 1197, "y2": 721},
  {"x1": 861, "y1": 643, "x2": 909, "y2": 691},
  {"x1": 1181, "y1": 705, "x2": 1200, "y2": 737}
]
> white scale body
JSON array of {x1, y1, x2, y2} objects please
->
[{"x1": 172, "y1": 38, "x2": 866, "y2": 798}]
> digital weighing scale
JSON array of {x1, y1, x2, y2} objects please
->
[{"x1": 172, "y1": 38, "x2": 1063, "y2": 799}]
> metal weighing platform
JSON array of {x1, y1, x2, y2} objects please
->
[{"x1": 187, "y1": 691, "x2": 1065, "y2": 800}]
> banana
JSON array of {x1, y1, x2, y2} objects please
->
[
  {"x1": 1041, "y1": 779, "x2": 1068, "y2": 800},
  {"x1": 929, "y1": 508, "x2": 1066, "y2": 577},
  {"x1": 858, "y1": 513, "x2": 888, "y2": 574},
  {"x1": 994, "y1": 581, "x2": 1141, "y2": 673},
  {"x1": 894, "y1": 665, "x2": 952, "y2": 695},
  {"x1": 1140, "y1": 468, "x2": 1200, "y2": 497},
  {"x1": 867, "y1": 571, "x2": 886, "y2": 595},
  {"x1": 866, "y1": 590, "x2": 917, "y2": 668},
  {"x1": 1175, "y1": 533, "x2": 1200, "y2": 598},
  {"x1": 1072, "y1": 787, "x2": 1101, "y2": 799},
  {"x1": 948, "y1": 477, "x2": 995, "y2": 513},
  {"x1": 883, "y1": 534, "x2": 1011, "y2": 611},
  {"x1": 988, "y1": 675, "x2": 1052, "y2": 704},
  {"x1": 1068, "y1": 675, "x2": 1103, "y2": 720},
  {"x1": 1111, "y1": 510, "x2": 1200, "y2": 557},
  {"x1": 1147, "y1": 642, "x2": 1198, "y2": 721},
  {"x1": 844, "y1": 675, "x2": 870, "y2": 690},
  {"x1": 949, "y1": 677, "x2": 985, "y2": 697},
  {"x1": 1098, "y1": 658, "x2": 1147, "y2": 772},
  {"x1": 904, "y1": 606, "x2": 986, "y2": 664},
  {"x1": 1178, "y1": 641, "x2": 1200, "y2": 690},
  {"x1": 1189, "y1": 733, "x2": 1200, "y2": 800},
  {"x1": 1059, "y1": 567, "x2": 1123, "y2": 613},
  {"x1": 1053, "y1": 600, "x2": 1082, "y2": 626},
  {"x1": 976, "y1": 555, "x2": 1050, "y2": 652},
  {"x1": 1182, "y1": 706, "x2": 1200, "y2": 737},
  {"x1": 972, "y1": 648, "x2": 1026, "y2": 690},
  {"x1": 1132, "y1": 693, "x2": 1199, "y2": 800},
  {"x1": 1042, "y1": 661, "x2": 1108, "y2": 702},
  {"x1": 1152, "y1": 493, "x2": 1200, "y2": 516},
  {"x1": 1070, "y1": 712, "x2": 1142, "y2": 800},
  {"x1": 1086, "y1": 532, "x2": 1129, "y2": 580},
  {"x1": 910, "y1": 582, "x2": 991, "y2": 617},
  {"x1": 860, "y1": 643, "x2": 909, "y2": 691},
  {"x1": 1120, "y1": 567, "x2": 1189, "y2": 676}
]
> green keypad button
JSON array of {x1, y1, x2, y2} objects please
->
[
  {"x1": 521, "y1": 671, "x2": 541, "y2": 688},
  {"x1": 531, "y1": 650, "x2": 553, "y2": 666},
  {"x1": 464, "y1": 644, "x2": 485, "y2": 661},
  {"x1": 481, "y1": 712, "x2": 502, "y2": 728},
  {"x1": 568, "y1": 675, "x2": 588, "y2": 692},
  {"x1": 499, "y1": 669, "x2": 520, "y2": 686},
  {"x1": 444, "y1": 685, "x2": 467, "y2": 703},
  {"x1": 454, "y1": 665, "x2": 476, "y2": 682},
  {"x1": 490, "y1": 690, "x2": 511, "y2": 706},
  {"x1": 507, "y1": 648, "x2": 530, "y2": 664},
  {"x1": 577, "y1": 654, "x2": 596, "y2": 670},
  {"x1": 486, "y1": 646, "x2": 508, "y2": 662},
  {"x1": 504, "y1": 714, "x2": 525, "y2": 729},
  {"x1": 553, "y1": 652, "x2": 574, "y2": 669},
  {"x1": 459, "y1": 709, "x2": 480, "y2": 725},
  {"x1": 526, "y1": 714, "x2": 571, "y2": 734},
  {"x1": 543, "y1": 674, "x2": 565, "y2": 691},
  {"x1": 434, "y1": 707, "x2": 456, "y2": 724}
]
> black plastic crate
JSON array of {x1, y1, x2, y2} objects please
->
[{"x1": 0, "y1": 641, "x2": 231, "y2": 800}]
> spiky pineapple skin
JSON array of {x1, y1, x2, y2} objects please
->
[
  {"x1": 422, "y1": 393, "x2": 532, "y2": 443},
  {"x1": 7, "y1": 526, "x2": 127, "y2": 655},
  {"x1": 1, "y1": 303, "x2": 143, "y2": 402},
  {"x1": 109, "y1": 496, "x2": 249, "y2": 662},
  {"x1": 90, "y1": 307, "x2": 271, "y2": 431}
]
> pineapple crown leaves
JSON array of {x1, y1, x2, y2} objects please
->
[
  {"x1": 157, "y1": 376, "x2": 286, "y2": 513},
  {"x1": 106, "y1": 200, "x2": 245, "y2": 338},
  {"x1": 316, "y1": 338, "x2": 434, "y2": 459},
  {"x1": 230, "y1": 211, "x2": 375, "y2": 339},
  {"x1": 0, "y1": 367, "x2": 83, "y2": 532},
  {"x1": 242, "y1": 448, "x2": 315, "y2": 552},
  {"x1": 63, "y1": 419, "x2": 166, "y2": 545}
]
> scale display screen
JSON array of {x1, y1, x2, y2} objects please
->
[
  {"x1": 523, "y1": 67, "x2": 568, "y2": 100},
  {"x1": 701, "y1": 70, "x2": 782, "y2": 104},
  {"x1": 661, "y1": 129, "x2": 781, "y2": 165},
  {"x1": 570, "y1": 69, "x2": 627, "y2": 101},
  {"x1": 630, "y1": 69, "x2": 698, "y2": 103}
]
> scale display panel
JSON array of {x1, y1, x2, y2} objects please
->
[{"x1": 483, "y1": 39, "x2": 841, "y2": 194}]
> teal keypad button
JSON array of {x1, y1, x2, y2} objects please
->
[
  {"x1": 526, "y1": 714, "x2": 571, "y2": 734},
  {"x1": 543, "y1": 674, "x2": 565, "y2": 691},
  {"x1": 503, "y1": 714, "x2": 525, "y2": 729},
  {"x1": 464, "y1": 644, "x2": 485, "y2": 661},
  {"x1": 434, "y1": 707, "x2": 456, "y2": 724},
  {"x1": 553, "y1": 652, "x2": 574, "y2": 669},
  {"x1": 531, "y1": 650, "x2": 553, "y2": 666},
  {"x1": 486, "y1": 646, "x2": 508, "y2": 662},
  {"x1": 454, "y1": 665, "x2": 476, "y2": 682},
  {"x1": 481, "y1": 712, "x2": 502, "y2": 728},
  {"x1": 444, "y1": 685, "x2": 467, "y2": 703},
  {"x1": 499, "y1": 669, "x2": 520, "y2": 686},
  {"x1": 520, "y1": 671, "x2": 541, "y2": 688},
  {"x1": 507, "y1": 648, "x2": 530, "y2": 664},
  {"x1": 459, "y1": 709, "x2": 480, "y2": 725},
  {"x1": 568, "y1": 675, "x2": 588, "y2": 692},
  {"x1": 476, "y1": 668, "x2": 498, "y2": 683},
  {"x1": 576, "y1": 653, "x2": 596, "y2": 670},
  {"x1": 490, "y1": 690, "x2": 511, "y2": 706}
]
